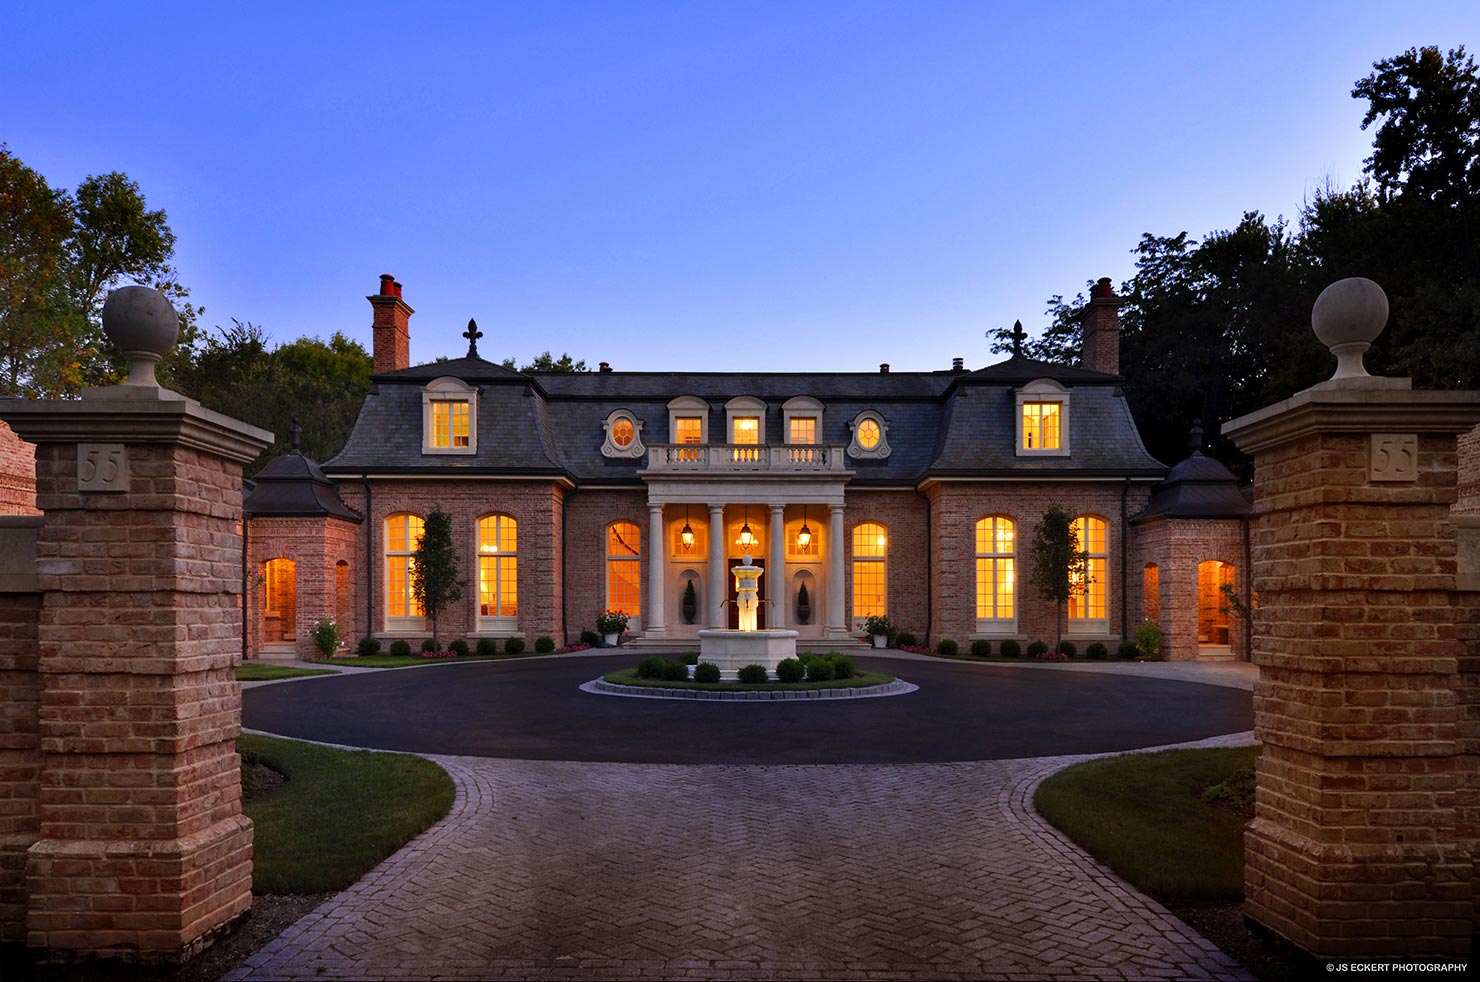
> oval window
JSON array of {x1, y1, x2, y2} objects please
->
[
  {"x1": 612, "y1": 418, "x2": 635, "y2": 447},
  {"x1": 857, "y1": 418, "x2": 881, "y2": 449}
]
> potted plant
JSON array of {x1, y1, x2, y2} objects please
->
[
  {"x1": 681, "y1": 579, "x2": 698, "y2": 624},
  {"x1": 795, "y1": 582, "x2": 811, "y2": 624},
  {"x1": 863, "y1": 614, "x2": 896, "y2": 649},
  {"x1": 596, "y1": 609, "x2": 630, "y2": 646}
]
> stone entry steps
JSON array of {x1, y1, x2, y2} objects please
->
[
  {"x1": 256, "y1": 643, "x2": 298, "y2": 663},
  {"x1": 1197, "y1": 645, "x2": 1236, "y2": 662}
]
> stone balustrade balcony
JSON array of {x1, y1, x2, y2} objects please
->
[{"x1": 645, "y1": 444, "x2": 849, "y2": 473}]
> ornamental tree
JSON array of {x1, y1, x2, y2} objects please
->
[
  {"x1": 1029, "y1": 504, "x2": 1088, "y2": 657},
  {"x1": 411, "y1": 505, "x2": 465, "y2": 652}
]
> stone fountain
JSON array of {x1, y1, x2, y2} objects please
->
[{"x1": 697, "y1": 553, "x2": 798, "y2": 677}]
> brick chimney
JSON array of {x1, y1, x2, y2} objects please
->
[
  {"x1": 369, "y1": 273, "x2": 413, "y2": 373},
  {"x1": 1080, "y1": 277, "x2": 1123, "y2": 374}
]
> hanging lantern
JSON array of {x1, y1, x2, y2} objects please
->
[
  {"x1": 797, "y1": 503, "x2": 812, "y2": 549},
  {"x1": 681, "y1": 504, "x2": 695, "y2": 549}
]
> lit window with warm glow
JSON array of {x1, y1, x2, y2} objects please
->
[
  {"x1": 856, "y1": 418, "x2": 881, "y2": 450},
  {"x1": 1022, "y1": 402, "x2": 1061, "y2": 450},
  {"x1": 975, "y1": 516, "x2": 1016, "y2": 624},
  {"x1": 852, "y1": 521, "x2": 887, "y2": 627},
  {"x1": 477, "y1": 515, "x2": 518, "y2": 626},
  {"x1": 1069, "y1": 515, "x2": 1108, "y2": 624},
  {"x1": 607, "y1": 522, "x2": 641, "y2": 618},
  {"x1": 611, "y1": 418, "x2": 635, "y2": 448},
  {"x1": 675, "y1": 417, "x2": 703, "y2": 444},
  {"x1": 733, "y1": 417, "x2": 759, "y2": 444},
  {"x1": 789, "y1": 417, "x2": 816, "y2": 445},
  {"x1": 385, "y1": 513, "x2": 426, "y2": 623},
  {"x1": 430, "y1": 400, "x2": 471, "y2": 449}
]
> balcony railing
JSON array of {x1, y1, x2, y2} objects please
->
[{"x1": 646, "y1": 444, "x2": 849, "y2": 473}]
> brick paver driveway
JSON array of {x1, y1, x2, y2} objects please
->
[{"x1": 229, "y1": 704, "x2": 1254, "y2": 979}]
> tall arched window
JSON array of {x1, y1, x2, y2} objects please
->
[
  {"x1": 975, "y1": 516, "x2": 1016, "y2": 630},
  {"x1": 478, "y1": 515, "x2": 518, "y2": 630},
  {"x1": 385, "y1": 513, "x2": 426, "y2": 629},
  {"x1": 852, "y1": 521, "x2": 887, "y2": 629},
  {"x1": 1069, "y1": 515, "x2": 1109, "y2": 628},
  {"x1": 607, "y1": 521, "x2": 642, "y2": 623}
]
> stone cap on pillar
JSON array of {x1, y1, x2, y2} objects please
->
[{"x1": 1309, "y1": 277, "x2": 1410, "y2": 392}]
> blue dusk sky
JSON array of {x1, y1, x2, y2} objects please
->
[{"x1": 4, "y1": 2, "x2": 1478, "y2": 373}]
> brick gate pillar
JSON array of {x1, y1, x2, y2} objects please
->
[
  {"x1": 1224, "y1": 278, "x2": 1480, "y2": 957},
  {"x1": 0, "y1": 287, "x2": 271, "y2": 962}
]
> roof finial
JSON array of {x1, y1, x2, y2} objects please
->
[
  {"x1": 1188, "y1": 419, "x2": 1204, "y2": 454},
  {"x1": 289, "y1": 417, "x2": 302, "y2": 454},
  {"x1": 1010, "y1": 320, "x2": 1026, "y2": 357},
  {"x1": 463, "y1": 318, "x2": 483, "y2": 358}
]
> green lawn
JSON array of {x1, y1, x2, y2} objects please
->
[
  {"x1": 235, "y1": 663, "x2": 338, "y2": 681},
  {"x1": 239, "y1": 733, "x2": 455, "y2": 894},
  {"x1": 602, "y1": 667, "x2": 895, "y2": 691},
  {"x1": 1033, "y1": 746, "x2": 1256, "y2": 902}
]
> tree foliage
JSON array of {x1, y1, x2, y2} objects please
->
[
  {"x1": 500, "y1": 350, "x2": 589, "y2": 372},
  {"x1": 0, "y1": 145, "x2": 198, "y2": 397},
  {"x1": 411, "y1": 505, "x2": 465, "y2": 652},
  {"x1": 1028, "y1": 505, "x2": 1086, "y2": 655}
]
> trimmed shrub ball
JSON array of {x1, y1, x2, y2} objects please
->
[
  {"x1": 476, "y1": 637, "x2": 498, "y2": 657},
  {"x1": 356, "y1": 637, "x2": 381, "y2": 656},
  {"x1": 448, "y1": 639, "x2": 470, "y2": 657},
  {"x1": 896, "y1": 631, "x2": 916, "y2": 648},
  {"x1": 1118, "y1": 642, "x2": 1141, "y2": 660},
  {"x1": 389, "y1": 639, "x2": 412, "y2": 658},
  {"x1": 420, "y1": 638, "x2": 437, "y2": 652},
  {"x1": 775, "y1": 658, "x2": 805, "y2": 683},
  {"x1": 737, "y1": 664, "x2": 769, "y2": 684},
  {"x1": 1086, "y1": 642, "x2": 1108, "y2": 660},
  {"x1": 970, "y1": 639, "x2": 992, "y2": 657},
  {"x1": 828, "y1": 654, "x2": 856, "y2": 679},
  {"x1": 999, "y1": 639, "x2": 1021, "y2": 658},
  {"x1": 580, "y1": 629, "x2": 601, "y2": 646},
  {"x1": 937, "y1": 638, "x2": 959, "y2": 656},
  {"x1": 660, "y1": 658, "x2": 689, "y2": 682},
  {"x1": 637, "y1": 656, "x2": 667, "y2": 679},
  {"x1": 535, "y1": 636, "x2": 555, "y2": 653},
  {"x1": 504, "y1": 637, "x2": 526, "y2": 654},
  {"x1": 1058, "y1": 641, "x2": 1076, "y2": 658},
  {"x1": 693, "y1": 662, "x2": 721, "y2": 684},
  {"x1": 805, "y1": 658, "x2": 834, "y2": 682},
  {"x1": 1027, "y1": 640, "x2": 1049, "y2": 658}
]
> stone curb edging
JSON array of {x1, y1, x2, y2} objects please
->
[{"x1": 580, "y1": 678, "x2": 919, "y2": 701}]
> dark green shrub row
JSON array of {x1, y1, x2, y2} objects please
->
[
  {"x1": 970, "y1": 639, "x2": 991, "y2": 657},
  {"x1": 1027, "y1": 640, "x2": 1048, "y2": 657},
  {"x1": 1086, "y1": 642, "x2": 1107, "y2": 660},
  {"x1": 896, "y1": 631, "x2": 916, "y2": 647},
  {"x1": 737, "y1": 664, "x2": 769, "y2": 684},
  {"x1": 357, "y1": 637, "x2": 381, "y2": 656},
  {"x1": 1000, "y1": 639, "x2": 1021, "y2": 658},
  {"x1": 448, "y1": 639, "x2": 469, "y2": 657},
  {"x1": 421, "y1": 638, "x2": 437, "y2": 653},
  {"x1": 477, "y1": 637, "x2": 498, "y2": 657},
  {"x1": 775, "y1": 657, "x2": 805, "y2": 683},
  {"x1": 390, "y1": 639, "x2": 412, "y2": 657},
  {"x1": 504, "y1": 637, "x2": 526, "y2": 654},
  {"x1": 636, "y1": 656, "x2": 689, "y2": 681},
  {"x1": 693, "y1": 662, "x2": 721, "y2": 683},
  {"x1": 1118, "y1": 642, "x2": 1140, "y2": 659},
  {"x1": 1058, "y1": 641, "x2": 1076, "y2": 658},
  {"x1": 535, "y1": 636, "x2": 555, "y2": 653},
  {"x1": 937, "y1": 638, "x2": 958, "y2": 656}
]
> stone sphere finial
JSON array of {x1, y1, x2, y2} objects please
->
[
  {"x1": 101, "y1": 286, "x2": 180, "y2": 387},
  {"x1": 1312, "y1": 277, "x2": 1389, "y2": 382}
]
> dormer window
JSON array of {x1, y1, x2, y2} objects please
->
[
  {"x1": 422, "y1": 377, "x2": 478, "y2": 455},
  {"x1": 789, "y1": 417, "x2": 816, "y2": 444},
  {"x1": 1015, "y1": 379, "x2": 1071, "y2": 457},
  {"x1": 847, "y1": 410, "x2": 890, "y2": 459},
  {"x1": 675, "y1": 417, "x2": 703, "y2": 444},
  {"x1": 733, "y1": 417, "x2": 759, "y2": 444},
  {"x1": 601, "y1": 410, "x2": 646, "y2": 458},
  {"x1": 782, "y1": 395, "x2": 824, "y2": 446}
]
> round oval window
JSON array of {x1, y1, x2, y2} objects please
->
[
  {"x1": 612, "y1": 418, "x2": 635, "y2": 447},
  {"x1": 857, "y1": 418, "x2": 880, "y2": 449}
]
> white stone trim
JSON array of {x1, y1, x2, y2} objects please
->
[
  {"x1": 725, "y1": 395, "x2": 767, "y2": 446},
  {"x1": 601, "y1": 409, "x2": 646, "y2": 458},
  {"x1": 1015, "y1": 378, "x2": 1070, "y2": 457},
  {"x1": 782, "y1": 395, "x2": 824, "y2": 445},
  {"x1": 667, "y1": 395, "x2": 709, "y2": 446},
  {"x1": 847, "y1": 411, "x2": 890, "y2": 460},
  {"x1": 421, "y1": 376, "x2": 479, "y2": 456}
]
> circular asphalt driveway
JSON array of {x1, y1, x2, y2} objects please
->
[{"x1": 243, "y1": 654, "x2": 1252, "y2": 763}]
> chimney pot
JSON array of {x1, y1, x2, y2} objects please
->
[
  {"x1": 879, "y1": 363, "x2": 890, "y2": 374},
  {"x1": 952, "y1": 357, "x2": 964, "y2": 371},
  {"x1": 599, "y1": 361, "x2": 612, "y2": 373},
  {"x1": 379, "y1": 273, "x2": 395, "y2": 295},
  {"x1": 369, "y1": 274, "x2": 413, "y2": 373}
]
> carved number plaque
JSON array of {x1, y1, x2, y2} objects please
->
[
  {"x1": 78, "y1": 443, "x2": 129, "y2": 492},
  {"x1": 1369, "y1": 433, "x2": 1418, "y2": 483}
]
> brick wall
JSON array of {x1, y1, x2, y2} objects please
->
[
  {"x1": 0, "y1": 589, "x2": 41, "y2": 943},
  {"x1": 926, "y1": 481, "x2": 1151, "y2": 647},
  {"x1": 246, "y1": 516, "x2": 360, "y2": 658},
  {"x1": 1133, "y1": 516, "x2": 1247, "y2": 661},
  {"x1": 841, "y1": 489, "x2": 929, "y2": 640},
  {"x1": 0, "y1": 421, "x2": 38, "y2": 516},
  {"x1": 563, "y1": 490, "x2": 645, "y2": 643},
  {"x1": 335, "y1": 479, "x2": 565, "y2": 645}
]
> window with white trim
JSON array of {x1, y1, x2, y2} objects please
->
[
  {"x1": 1068, "y1": 515, "x2": 1108, "y2": 631},
  {"x1": 851, "y1": 521, "x2": 887, "y2": 629},
  {"x1": 847, "y1": 411, "x2": 890, "y2": 459},
  {"x1": 421, "y1": 377, "x2": 479, "y2": 455},
  {"x1": 607, "y1": 522, "x2": 642, "y2": 626},
  {"x1": 1015, "y1": 379, "x2": 1070, "y2": 456},
  {"x1": 477, "y1": 514, "x2": 518, "y2": 631},
  {"x1": 385, "y1": 513, "x2": 426, "y2": 630},
  {"x1": 975, "y1": 516, "x2": 1016, "y2": 631}
]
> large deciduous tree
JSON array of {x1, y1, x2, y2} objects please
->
[{"x1": 411, "y1": 505, "x2": 465, "y2": 653}]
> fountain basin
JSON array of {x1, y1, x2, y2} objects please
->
[{"x1": 698, "y1": 628, "x2": 799, "y2": 676}]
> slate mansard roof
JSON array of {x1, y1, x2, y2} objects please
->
[{"x1": 321, "y1": 352, "x2": 1168, "y2": 485}]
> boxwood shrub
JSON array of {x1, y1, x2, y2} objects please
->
[
  {"x1": 580, "y1": 629, "x2": 601, "y2": 646},
  {"x1": 448, "y1": 639, "x2": 470, "y2": 657},
  {"x1": 775, "y1": 658, "x2": 805, "y2": 683},
  {"x1": 1000, "y1": 639, "x2": 1021, "y2": 658},
  {"x1": 1058, "y1": 641, "x2": 1076, "y2": 658},
  {"x1": 693, "y1": 662, "x2": 721, "y2": 684},
  {"x1": 970, "y1": 639, "x2": 991, "y2": 657},
  {"x1": 476, "y1": 637, "x2": 498, "y2": 657},
  {"x1": 389, "y1": 639, "x2": 412, "y2": 658},
  {"x1": 637, "y1": 656, "x2": 667, "y2": 679},
  {"x1": 1027, "y1": 640, "x2": 1048, "y2": 657},
  {"x1": 356, "y1": 637, "x2": 381, "y2": 656},
  {"x1": 680, "y1": 652, "x2": 700, "y2": 666},
  {"x1": 737, "y1": 664, "x2": 768, "y2": 684},
  {"x1": 1086, "y1": 642, "x2": 1108, "y2": 660},
  {"x1": 535, "y1": 636, "x2": 555, "y2": 653},
  {"x1": 420, "y1": 638, "x2": 437, "y2": 652},
  {"x1": 805, "y1": 658, "x2": 834, "y2": 682},
  {"x1": 896, "y1": 631, "x2": 916, "y2": 648},
  {"x1": 504, "y1": 637, "x2": 526, "y2": 654},
  {"x1": 1118, "y1": 641, "x2": 1141, "y2": 659},
  {"x1": 828, "y1": 654, "x2": 856, "y2": 679},
  {"x1": 937, "y1": 638, "x2": 959, "y2": 656},
  {"x1": 661, "y1": 658, "x2": 689, "y2": 682}
]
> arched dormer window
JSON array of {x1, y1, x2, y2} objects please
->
[
  {"x1": 422, "y1": 376, "x2": 479, "y2": 455},
  {"x1": 667, "y1": 396, "x2": 709, "y2": 461},
  {"x1": 847, "y1": 411, "x2": 890, "y2": 460},
  {"x1": 782, "y1": 395, "x2": 824, "y2": 452},
  {"x1": 385, "y1": 512, "x2": 426, "y2": 631},
  {"x1": 601, "y1": 410, "x2": 645, "y2": 458},
  {"x1": 725, "y1": 396, "x2": 767, "y2": 462},
  {"x1": 1016, "y1": 378, "x2": 1070, "y2": 456}
]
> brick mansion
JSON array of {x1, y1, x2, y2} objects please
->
[{"x1": 0, "y1": 275, "x2": 1254, "y2": 661}]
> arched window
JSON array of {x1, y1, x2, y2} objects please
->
[
  {"x1": 477, "y1": 515, "x2": 518, "y2": 630},
  {"x1": 1143, "y1": 563, "x2": 1160, "y2": 623},
  {"x1": 385, "y1": 513, "x2": 426, "y2": 629},
  {"x1": 1069, "y1": 515, "x2": 1109, "y2": 628},
  {"x1": 607, "y1": 521, "x2": 642, "y2": 623},
  {"x1": 851, "y1": 521, "x2": 887, "y2": 629},
  {"x1": 975, "y1": 516, "x2": 1016, "y2": 629}
]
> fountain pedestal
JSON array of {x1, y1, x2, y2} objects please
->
[{"x1": 699, "y1": 553, "x2": 798, "y2": 676}]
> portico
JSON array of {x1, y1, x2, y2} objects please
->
[{"x1": 640, "y1": 444, "x2": 852, "y2": 643}]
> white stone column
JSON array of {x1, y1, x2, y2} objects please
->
[
  {"x1": 646, "y1": 504, "x2": 666, "y2": 637},
  {"x1": 708, "y1": 504, "x2": 726, "y2": 628},
  {"x1": 827, "y1": 503, "x2": 848, "y2": 639},
  {"x1": 768, "y1": 504, "x2": 786, "y2": 629}
]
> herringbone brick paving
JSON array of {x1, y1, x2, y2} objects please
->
[{"x1": 228, "y1": 734, "x2": 1253, "y2": 981}]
